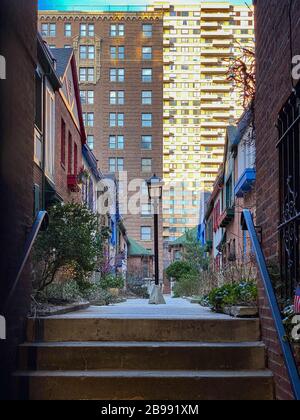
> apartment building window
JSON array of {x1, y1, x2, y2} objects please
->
[
  {"x1": 110, "y1": 46, "x2": 125, "y2": 60},
  {"x1": 80, "y1": 45, "x2": 95, "y2": 60},
  {"x1": 79, "y1": 67, "x2": 94, "y2": 82},
  {"x1": 64, "y1": 23, "x2": 72, "y2": 37},
  {"x1": 64, "y1": 44, "x2": 71, "y2": 49},
  {"x1": 109, "y1": 113, "x2": 124, "y2": 127},
  {"x1": 80, "y1": 23, "x2": 95, "y2": 37},
  {"x1": 87, "y1": 135, "x2": 94, "y2": 150},
  {"x1": 41, "y1": 23, "x2": 56, "y2": 37},
  {"x1": 142, "y1": 68, "x2": 152, "y2": 83},
  {"x1": 110, "y1": 24, "x2": 125, "y2": 37},
  {"x1": 110, "y1": 68, "x2": 125, "y2": 82},
  {"x1": 61, "y1": 119, "x2": 66, "y2": 166},
  {"x1": 48, "y1": 45, "x2": 56, "y2": 49},
  {"x1": 83, "y1": 112, "x2": 94, "y2": 127},
  {"x1": 141, "y1": 204, "x2": 153, "y2": 217},
  {"x1": 141, "y1": 135, "x2": 152, "y2": 150},
  {"x1": 141, "y1": 226, "x2": 152, "y2": 241},
  {"x1": 142, "y1": 113, "x2": 152, "y2": 127},
  {"x1": 141, "y1": 158, "x2": 152, "y2": 173},
  {"x1": 80, "y1": 90, "x2": 94, "y2": 105},
  {"x1": 109, "y1": 135, "x2": 124, "y2": 150},
  {"x1": 142, "y1": 46, "x2": 152, "y2": 60},
  {"x1": 142, "y1": 91, "x2": 152, "y2": 105},
  {"x1": 109, "y1": 157, "x2": 124, "y2": 172},
  {"x1": 110, "y1": 91, "x2": 124, "y2": 105},
  {"x1": 142, "y1": 24, "x2": 152, "y2": 38}
]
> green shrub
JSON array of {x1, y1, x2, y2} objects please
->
[
  {"x1": 33, "y1": 203, "x2": 104, "y2": 294},
  {"x1": 166, "y1": 261, "x2": 195, "y2": 281},
  {"x1": 208, "y1": 281, "x2": 258, "y2": 313},
  {"x1": 100, "y1": 274, "x2": 124, "y2": 290},
  {"x1": 172, "y1": 273, "x2": 200, "y2": 298}
]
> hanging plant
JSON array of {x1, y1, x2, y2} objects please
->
[{"x1": 77, "y1": 166, "x2": 89, "y2": 185}]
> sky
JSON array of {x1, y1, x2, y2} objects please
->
[{"x1": 39, "y1": 0, "x2": 248, "y2": 11}]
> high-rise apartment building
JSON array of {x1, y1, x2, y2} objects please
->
[
  {"x1": 149, "y1": 1, "x2": 254, "y2": 241},
  {"x1": 38, "y1": 10, "x2": 164, "y2": 274}
]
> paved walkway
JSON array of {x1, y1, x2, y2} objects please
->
[{"x1": 52, "y1": 297, "x2": 231, "y2": 320}]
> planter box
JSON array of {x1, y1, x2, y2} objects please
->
[
  {"x1": 33, "y1": 301, "x2": 90, "y2": 317},
  {"x1": 224, "y1": 305, "x2": 258, "y2": 318}
]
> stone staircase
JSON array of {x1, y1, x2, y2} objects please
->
[{"x1": 15, "y1": 316, "x2": 274, "y2": 400}]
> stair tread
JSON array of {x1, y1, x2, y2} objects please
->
[
  {"x1": 20, "y1": 341, "x2": 265, "y2": 348},
  {"x1": 15, "y1": 370, "x2": 273, "y2": 378}
]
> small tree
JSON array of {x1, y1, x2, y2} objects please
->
[
  {"x1": 33, "y1": 202, "x2": 104, "y2": 293},
  {"x1": 182, "y1": 229, "x2": 209, "y2": 272}
]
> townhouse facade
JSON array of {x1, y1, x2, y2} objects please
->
[
  {"x1": 34, "y1": 39, "x2": 86, "y2": 212},
  {"x1": 38, "y1": 11, "x2": 164, "y2": 279},
  {"x1": 202, "y1": 107, "x2": 256, "y2": 275}
]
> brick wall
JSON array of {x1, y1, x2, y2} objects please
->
[
  {"x1": 254, "y1": 0, "x2": 300, "y2": 400},
  {"x1": 55, "y1": 92, "x2": 83, "y2": 204},
  {"x1": 0, "y1": 0, "x2": 37, "y2": 399}
]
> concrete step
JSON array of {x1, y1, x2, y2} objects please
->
[
  {"x1": 14, "y1": 370, "x2": 275, "y2": 400},
  {"x1": 19, "y1": 341, "x2": 267, "y2": 371},
  {"x1": 26, "y1": 317, "x2": 261, "y2": 343}
]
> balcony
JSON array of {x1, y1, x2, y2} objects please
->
[
  {"x1": 219, "y1": 207, "x2": 235, "y2": 228},
  {"x1": 201, "y1": 30, "x2": 233, "y2": 38},
  {"x1": 234, "y1": 168, "x2": 256, "y2": 198},
  {"x1": 201, "y1": 13, "x2": 231, "y2": 21}
]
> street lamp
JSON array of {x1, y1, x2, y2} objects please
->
[{"x1": 146, "y1": 174, "x2": 166, "y2": 305}]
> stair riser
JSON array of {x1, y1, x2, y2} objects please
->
[
  {"x1": 15, "y1": 375, "x2": 274, "y2": 400},
  {"x1": 19, "y1": 345, "x2": 266, "y2": 371},
  {"x1": 27, "y1": 318, "x2": 261, "y2": 343}
]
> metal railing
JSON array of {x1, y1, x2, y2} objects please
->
[
  {"x1": 242, "y1": 209, "x2": 300, "y2": 400},
  {"x1": 2, "y1": 211, "x2": 49, "y2": 314}
]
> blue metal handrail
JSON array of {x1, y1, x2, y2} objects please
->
[
  {"x1": 3, "y1": 211, "x2": 49, "y2": 314},
  {"x1": 242, "y1": 209, "x2": 300, "y2": 400}
]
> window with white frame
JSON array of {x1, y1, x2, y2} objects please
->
[
  {"x1": 110, "y1": 24, "x2": 125, "y2": 37},
  {"x1": 142, "y1": 68, "x2": 152, "y2": 83},
  {"x1": 142, "y1": 113, "x2": 152, "y2": 127},
  {"x1": 142, "y1": 24, "x2": 152, "y2": 38},
  {"x1": 109, "y1": 157, "x2": 124, "y2": 172},
  {"x1": 64, "y1": 23, "x2": 72, "y2": 37},
  {"x1": 80, "y1": 23, "x2": 94, "y2": 37},
  {"x1": 109, "y1": 135, "x2": 124, "y2": 150},
  {"x1": 141, "y1": 158, "x2": 152, "y2": 173},
  {"x1": 141, "y1": 226, "x2": 152, "y2": 241},
  {"x1": 109, "y1": 113, "x2": 124, "y2": 127},
  {"x1": 80, "y1": 45, "x2": 95, "y2": 60},
  {"x1": 79, "y1": 67, "x2": 94, "y2": 82},
  {"x1": 83, "y1": 112, "x2": 94, "y2": 127},
  {"x1": 142, "y1": 91, "x2": 152, "y2": 105},
  {"x1": 110, "y1": 91, "x2": 124, "y2": 105},
  {"x1": 141, "y1": 135, "x2": 152, "y2": 150},
  {"x1": 41, "y1": 23, "x2": 56, "y2": 37},
  {"x1": 110, "y1": 68, "x2": 125, "y2": 82},
  {"x1": 87, "y1": 135, "x2": 94, "y2": 150},
  {"x1": 142, "y1": 46, "x2": 152, "y2": 60},
  {"x1": 80, "y1": 90, "x2": 94, "y2": 105}
]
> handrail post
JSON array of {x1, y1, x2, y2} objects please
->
[
  {"x1": 242, "y1": 209, "x2": 300, "y2": 400},
  {"x1": 2, "y1": 211, "x2": 49, "y2": 315}
]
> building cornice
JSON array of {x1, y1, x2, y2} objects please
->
[{"x1": 39, "y1": 11, "x2": 163, "y2": 22}]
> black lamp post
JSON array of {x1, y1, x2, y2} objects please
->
[{"x1": 146, "y1": 174, "x2": 166, "y2": 304}]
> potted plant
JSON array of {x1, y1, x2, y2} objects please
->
[{"x1": 77, "y1": 166, "x2": 89, "y2": 185}]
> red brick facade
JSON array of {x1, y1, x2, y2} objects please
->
[
  {"x1": 254, "y1": 0, "x2": 300, "y2": 400},
  {"x1": 0, "y1": 0, "x2": 37, "y2": 399}
]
